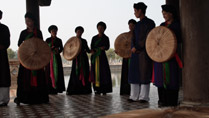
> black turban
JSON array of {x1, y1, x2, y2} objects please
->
[
  {"x1": 133, "y1": 2, "x2": 147, "y2": 11},
  {"x1": 25, "y1": 12, "x2": 36, "y2": 22},
  {"x1": 161, "y1": 4, "x2": 177, "y2": 18}
]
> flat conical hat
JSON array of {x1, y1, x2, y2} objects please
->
[
  {"x1": 146, "y1": 26, "x2": 177, "y2": 63},
  {"x1": 18, "y1": 37, "x2": 51, "y2": 70},
  {"x1": 63, "y1": 36, "x2": 81, "y2": 61},
  {"x1": 114, "y1": 32, "x2": 132, "y2": 58}
]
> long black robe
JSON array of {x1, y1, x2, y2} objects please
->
[
  {"x1": 67, "y1": 38, "x2": 92, "y2": 95},
  {"x1": 45, "y1": 37, "x2": 65, "y2": 94},
  {"x1": 153, "y1": 21, "x2": 182, "y2": 107},
  {"x1": 128, "y1": 17, "x2": 155, "y2": 84},
  {"x1": 0, "y1": 23, "x2": 11, "y2": 87},
  {"x1": 16, "y1": 29, "x2": 49, "y2": 104},
  {"x1": 90, "y1": 34, "x2": 112, "y2": 94},
  {"x1": 120, "y1": 58, "x2": 130, "y2": 95}
]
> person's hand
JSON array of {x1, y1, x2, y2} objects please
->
[
  {"x1": 91, "y1": 50, "x2": 95, "y2": 54},
  {"x1": 54, "y1": 48, "x2": 59, "y2": 54},
  {"x1": 51, "y1": 46, "x2": 55, "y2": 50},
  {"x1": 100, "y1": 46, "x2": 105, "y2": 50},
  {"x1": 131, "y1": 47, "x2": 136, "y2": 53},
  {"x1": 0, "y1": 45, "x2": 4, "y2": 50}
]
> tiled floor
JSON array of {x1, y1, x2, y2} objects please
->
[{"x1": 0, "y1": 85, "x2": 182, "y2": 118}]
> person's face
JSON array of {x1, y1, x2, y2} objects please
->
[
  {"x1": 76, "y1": 30, "x2": 83, "y2": 38},
  {"x1": 50, "y1": 29, "x2": 57, "y2": 37},
  {"x1": 162, "y1": 11, "x2": 173, "y2": 22},
  {"x1": 129, "y1": 23, "x2": 135, "y2": 32},
  {"x1": 25, "y1": 18, "x2": 34, "y2": 28},
  {"x1": 97, "y1": 25, "x2": 105, "y2": 34},
  {"x1": 134, "y1": 8, "x2": 142, "y2": 18}
]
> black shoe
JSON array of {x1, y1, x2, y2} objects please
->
[
  {"x1": 127, "y1": 99, "x2": 137, "y2": 102},
  {"x1": 14, "y1": 98, "x2": 20, "y2": 106},
  {"x1": 158, "y1": 101, "x2": 166, "y2": 107},
  {"x1": 139, "y1": 100, "x2": 148, "y2": 103},
  {"x1": 0, "y1": 103, "x2": 7, "y2": 107},
  {"x1": 95, "y1": 92, "x2": 101, "y2": 95}
]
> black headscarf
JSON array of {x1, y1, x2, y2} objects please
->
[
  {"x1": 128, "y1": 19, "x2": 137, "y2": 25},
  {"x1": 75, "y1": 26, "x2": 84, "y2": 33},
  {"x1": 48, "y1": 25, "x2": 58, "y2": 33},
  {"x1": 97, "y1": 21, "x2": 107, "y2": 30}
]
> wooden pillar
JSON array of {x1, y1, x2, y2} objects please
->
[
  {"x1": 180, "y1": 0, "x2": 209, "y2": 103},
  {"x1": 26, "y1": 0, "x2": 40, "y2": 29}
]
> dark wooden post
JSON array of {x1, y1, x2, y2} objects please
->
[
  {"x1": 26, "y1": 0, "x2": 40, "y2": 29},
  {"x1": 180, "y1": 0, "x2": 209, "y2": 104}
]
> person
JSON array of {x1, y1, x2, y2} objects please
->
[
  {"x1": 120, "y1": 19, "x2": 136, "y2": 95},
  {"x1": 45, "y1": 25, "x2": 65, "y2": 94},
  {"x1": 14, "y1": 12, "x2": 49, "y2": 105},
  {"x1": 90, "y1": 22, "x2": 112, "y2": 95},
  {"x1": 67, "y1": 26, "x2": 92, "y2": 95},
  {"x1": 128, "y1": 2, "x2": 155, "y2": 103},
  {"x1": 0, "y1": 10, "x2": 11, "y2": 107},
  {"x1": 152, "y1": 4, "x2": 182, "y2": 107}
]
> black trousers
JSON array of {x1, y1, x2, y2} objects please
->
[{"x1": 158, "y1": 87, "x2": 179, "y2": 107}]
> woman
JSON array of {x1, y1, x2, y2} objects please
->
[
  {"x1": 14, "y1": 12, "x2": 49, "y2": 105},
  {"x1": 120, "y1": 19, "x2": 136, "y2": 95},
  {"x1": 45, "y1": 25, "x2": 65, "y2": 94},
  {"x1": 152, "y1": 5, "x2": 182, "y2": 107},
  {"x1": 67, "y1": 26, "x2": 92, "y2": 95},
  {"x1": 0, "y1": 10, "x2": 11, "y2": 106},
  {"x1": 90, "y1": 22, "x2": 112, "y2": 95}
]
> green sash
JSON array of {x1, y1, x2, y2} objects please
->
[{"x1": 91, "y1": 38, "x2": 102, "y2": 87}]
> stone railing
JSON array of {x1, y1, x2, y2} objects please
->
[
  {"x1": 9, "y1": 59, "x2": 19, "y2": 89},
  {"x1": 9, "y1": 59, "x2": 122, "y2": 89}
]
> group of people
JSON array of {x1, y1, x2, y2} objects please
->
[
  {"x1": 121, "y1": 2, "x2": 181, "y2": 107},
  {"x1": 0, "y1": 2, "x2": 181, "y2": 108}
]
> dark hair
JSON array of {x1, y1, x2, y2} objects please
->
[
  {"x1": 128, "y1": 19, "x2": 137, "y2": 25},
  {"x1": 48, "y1": 25, "x2": 58, "y2": 33},
  {"x1": 161, "y1": 4, "x2": 177, "y2": 19},
  {"x1": 133, "y1": 2, "x2": 147, "y2": 14},
  {"x1": 0, "y1": 10, "x2": 2, "y2": 18},
  {"x1": 97, "y1": 21, "x2": 107, "y2": 30},
  {"x1": 75, "y1": 26, "x2": 84, "y2": 33}
]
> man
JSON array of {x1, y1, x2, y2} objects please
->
[
  {"x1": 128, "y1": 2, "x2": 155, "y2": 103},
  {"x1": 0, "y1": 10, "x2": 11, "y2": 106}
]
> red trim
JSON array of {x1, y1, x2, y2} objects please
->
[
  {"x1": 175, "y1": 53, "x2": 183, "y2": 68},
  {"x1": 151, "y1": 63, "x2": 155, "y2": 83}
]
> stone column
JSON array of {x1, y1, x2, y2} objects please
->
[
  {"x1": 26, "y1": 0, "x2": 40, "y2": 29},
  {"x1": 180, "y1": 0, "x2": 209, "y2": 104}
]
